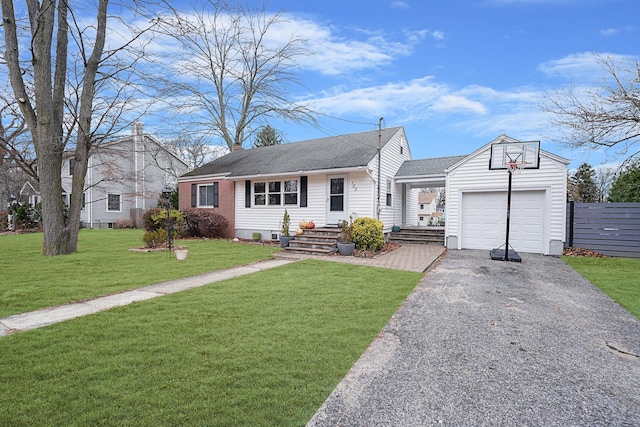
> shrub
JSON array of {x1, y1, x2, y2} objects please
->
[
  {"x1": 351, "y1": 217, "x2": 384, "y2": 251},
  {"x1": 182, "y1": 209, "x2": 229, "y2": 238},
  {"x1": 14, "y1": 202, "x2": 40, "y2": 230},
  {"x1": 143, "y1": 207, "x2": 164, "y2": 232},
  {"x1": 142, "y1": 208, "x2": 185, "y2": 247},
  {"x1": 114, "y1": 218, "x2": 135, "y2": 229},
  {"x1": 143, "y1": 229, "x2": 168, "y2": 248}
]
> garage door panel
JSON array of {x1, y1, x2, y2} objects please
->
[{"x1": 462, "y1": 191, "x2": 544, "y2": 253}]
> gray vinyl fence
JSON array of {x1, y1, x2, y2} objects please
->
[{"x1": 566, "y1": 202, "x2": 640, "y2": 258}]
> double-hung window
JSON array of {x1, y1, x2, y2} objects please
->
[
  {"x1": 198, "y1": 183, "x2": 218, "y2": 207},
  {"x1": 107, "y1": 194, "x2": 121, "y2": 212},
  {"x1": 253, "y1": 179, "x2": 298, "y2": 207}
]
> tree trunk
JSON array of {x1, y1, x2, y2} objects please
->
[{"x1": 1, "y1": 0, "x2": 107, "y2": 255}]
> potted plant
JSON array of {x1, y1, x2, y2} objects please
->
[
  {"x1": 337, "y1": 217, "x2": 355, "y2": 256},
  {"x1": 280, "y1": 209, "x2": 294, "y2": 248}
]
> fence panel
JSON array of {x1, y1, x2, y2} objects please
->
[{"x1": 566, "y1": 202, "x2": 640, "y2": 258}]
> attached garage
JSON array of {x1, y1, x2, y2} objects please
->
[
  {"x1": 461, "y1": 190, "x2": 545, "y2": 253},
  {"x1": 444, "y1": 135, "x2": 569, "y2": 256}
]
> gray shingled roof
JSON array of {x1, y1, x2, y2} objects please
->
[
  {"x1": 183, "y1": 127, "x2": 403, "y2": 178},
  {"x1": 395, "y1": 155, "x2": 467, "y2": 177}
]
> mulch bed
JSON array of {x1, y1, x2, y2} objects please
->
[
  {"x1": 352, "y1": 242, "x2": 400, "y2": 258},
  {"x1": 563, "y1": 247, "x2": 608, "y2": 258}
]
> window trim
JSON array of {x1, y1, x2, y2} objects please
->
[
  {"x1": 385, "y1": 178, "x2": 392, "y2": 207},
  {"x1": 252, "y1": 179, "x2": 299, "y2": 208},
  {"x1": 197, "y1": 182, "x2": 219, "y2": 208},
  {"x1": 107, "y1": 193, "x2": 122, "y2": 212}
]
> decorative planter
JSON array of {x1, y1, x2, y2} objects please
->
[
  {"x1": 174, "y1": 248, "x2": 189, "y2": 261},
  {"x1": 337, "y1": 242, "x2": 355, "y2": 256},
  {"x1": 280, "y1": 236, "x2": 294, "y2": 248}
]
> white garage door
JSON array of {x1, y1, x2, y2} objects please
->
[{"x1": 461, "y1": 190, "x2": 545, "y2": 253}]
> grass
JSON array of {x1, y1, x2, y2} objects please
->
[
  {"x1": 563, "y1": 256, "x2": 640, "y2": 320},
  {"x1": 0, "y1": 259, "x2": 423, "y2": 426},
  {"x1": 0, "y1": 229, "x2": 279, "y2": 317}
]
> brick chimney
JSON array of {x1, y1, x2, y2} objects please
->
[{"x1": 232, "y1": 143, "x2": 243, "y2": 152}]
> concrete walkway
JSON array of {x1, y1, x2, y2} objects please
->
[
  {"x1": 0, "y1": 259, "x2": 292, "y2": 337},
  {"x1": 0, "y1": 245, "x2": 444, "y2": 337}
]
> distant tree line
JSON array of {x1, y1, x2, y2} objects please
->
[{"x1": 569, "y1": 162, "x2": 640, "y2": 203}]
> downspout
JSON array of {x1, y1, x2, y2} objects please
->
[
  {"x1": 133, "y1": 122, "x2": 139, "y2": 209},
  {"x1": 376, "y1": 117, "x2": 383, "y2": 219}
]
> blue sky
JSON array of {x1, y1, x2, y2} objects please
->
[{"x1": 233, "y1": 0, "x2": 639, "y2": 169}]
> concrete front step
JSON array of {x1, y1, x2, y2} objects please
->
[
  {"x1": 390, "y1": 227, "x2": 445, "y2": 245},
  {"x1": 282, "y1": 228, "x2": 340, "y2": 256},
  {"x1": 284, "y1": 246, "x2": 335, "y2": 256},
  {"x1": 288, "y1": 240, "x2": 337, "y2": 251}
]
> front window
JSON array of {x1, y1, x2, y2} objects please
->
[
  {"x1": 69, "y1": 158, "x2": 75, "y2": 176},
  {"x1": 268, "y1": 181, "x2": 281, "y2": 205},
  {"x1": 254, "y1": 182, "x2": 266, "y2": 206},
  {"x1": 253, "y1": 180, "x2": 298, "y2": 207},
  {"x1": 107, "y1": 194, "x2": 121, "y2": 212},
  {"x1": 198, "y1": 183, "x2": 218, "y2": 207}
]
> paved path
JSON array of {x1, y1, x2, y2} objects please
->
[
  {"x1": 308, "y1": 249, "x2": 640, "y2": 426},
  {"x1": 0, "y1": 259, "x2": 292, "y2": 337},
  {"x1": 0, "y1": 245, "x2": 444, "y2": 337},
  {"x1": 276, "y1": 244, "x2": 446, "y2": 273}
]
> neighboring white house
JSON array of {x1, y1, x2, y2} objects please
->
[
  {"x1": 178, "y1": 127, "x2": 415, "y2": 239},
  {"x1": 417, "y1": 192, "x2": 437, "y2": 226},
  {"x1": 58, "y1": 122, "x2": 189, "y2": 228}
]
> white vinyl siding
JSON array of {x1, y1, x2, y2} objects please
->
[
  {"x1": 446, "y1": 143, "x2": 568, "y2": 255},
  {"x1": 367, "y1": 129, "x2": 412, "y2": 230}
]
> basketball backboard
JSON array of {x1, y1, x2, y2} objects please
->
[{"x1": 489, "y1": 141, "x2": 540, "y2": 170}]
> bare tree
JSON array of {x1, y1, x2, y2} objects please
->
[
  {"x1": 162, "y1": 134, "x2": 227, "y2": 169},
  {"x1": 594, "y1": 165, "x2": 616, "y2": 202},
  {"x1": 542, "y1": 54, "x2": 640, "y2": 163},
  {"x1": 1, "y1": 0, "x2": 159, "y2": 255},
  {"x1": 158, "y1": 0, "x2": 316, "y2": 151}
]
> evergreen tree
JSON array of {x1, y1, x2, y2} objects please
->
[
  {"x1": 253, "y1": 125, "x2": 282, "y2": 148},
  {"x1": 570, "y1": 163, "x2": 598, "y2": 202},
  {"x1": 608, "y1": 162, "x2": 640, "y2": 202}
]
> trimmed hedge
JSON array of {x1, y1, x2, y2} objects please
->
[
  {"x1": 351, "y1": 217, "x2": 384, "y2": 251},
  {"x1": 182, "y1": 209, "x2": 229, "y2": 238}
]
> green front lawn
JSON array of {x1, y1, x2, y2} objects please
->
[
  {"x1": 563, "y1": 256, "x2": 640, "y2": 319},
  {"x1": 0, "y1": 260, "x2": 423, "y2": 426},
  {"x1": 0, "y1": 229, "x2": 279, "y2": 317}
]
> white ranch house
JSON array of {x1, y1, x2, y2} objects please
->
[{"x1": 179, "y1": 129, "x2": 569, "y2": 255}]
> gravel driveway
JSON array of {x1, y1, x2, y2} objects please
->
[{"x1": 308, "y1": 249, "x2": 640, "y2": 426}]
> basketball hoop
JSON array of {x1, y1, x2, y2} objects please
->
[{"x1": 506, "y1": 160, "x2": 527, "y2": 174}]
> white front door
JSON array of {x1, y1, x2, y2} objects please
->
[{"x1": 327, "y1": 175, "x2": 347, "y2": 225}]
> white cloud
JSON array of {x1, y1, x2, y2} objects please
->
[
  {"x1": 272, "y1": 13, "x2": 437, "y2": 75},
  {"x1": 390, "y1": 1, "x2": 411, "y2": 9},
  {"x1": 599, "y1": 26, "x2": 633, "y2": 36},
  {"x1": 538, "y1": 52, "x2": 639, "y2": 81}
]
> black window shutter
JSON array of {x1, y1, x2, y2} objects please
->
[
  {"x1": 300, "y1": 176, "x2": 308, "y2": 208},
  {"x1": 191, "y1": 184, "x2": 197, "y2": 207},
  {"x1": 213, "y1": 182, "x2": 219, "y2": 207},
  {"x1": 245, "y1": 180, "x2": 251, "y2": 208}
]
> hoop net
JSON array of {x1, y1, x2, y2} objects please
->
[{"x1": 506, "y1": 160, "x2": 527, "y2": 174}]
